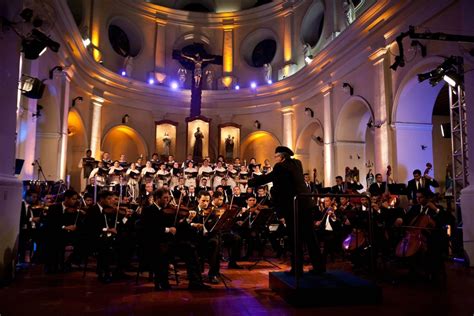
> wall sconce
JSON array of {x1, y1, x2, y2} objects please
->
[
  {"x1": 32, "y1": 104, "x2": 43, "y2": 118},
  {"x1": 254, "y1": 120, "x2": 261, "y2": 129},
  {"x1": 421, "y1": 145, "x2": 428, "y2": 150},
  {"x1": 72, "y1": 96, "x2": 83, "y2": 107},
  {"x1": 49, "y1": 65, "x2": 63, "y2": 79},
  {"x1": 367, "y1": 118, "x2": 382, "y2": 129},
  {"x1": 342, "y1": 82, "x2": 354, "y2": 96},
  {"x1": 122, "y1": 114, "x2": 130, "y2": 124},
  {"x1": 311, "y1": 135, "x2": 323, "y2": 145},
  {"x1": 304, "y1": 107, "x2": 314, "y2": 118}
]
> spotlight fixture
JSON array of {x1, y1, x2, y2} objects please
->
[
  {"x1": 367, "y1": 118, "x2": 382, "y2": 129},
  {"x1": 267, "y1": 80, "x2": 272, "y2": 84},
  {"x1": 254, "y1": 120, "x2": 261, "y2": 129},
  {"x1": 121, "y1": 70, "x2": 127, "y2": 76},
  {"x1": 305, "y1": 55, "x2": 313, "y2": 64},
  {"x1": 250, "y1": 82, "x2": 257, "y2": 89},
  {"x1": 342, "y1": 82, "x2": 354, "y2": 96},
  {"x1": 49, "y1": 65, "x2": 63, "y2": 79},
  {"x1": 170, "y1": 81, "x2": 179, "y2": 89},
  {"x1": 19, "y1": 75, "x2": 45, "y2": 99},
  {"x1": 148, "y1": 78, "x2": 155, "y2": 85},
  {"x1": 234, "y1": 85, "x2": 240, "y2": 90},
  {"x1": 417, "y1": 56, "x2": 463, "y2": 87},
  {"x1": 304, "y1": 107, "x2": 314, "y2": 118},
  {"x1": 72, "y1": 96, "x2": 83, "y2": 107},
  {"x1": 421, "y1": 145, "x2": 427, "y2": 150},
  {"x1": 21, "y1": 29, "x2": 60, "y2": 60},
  {"x1": 122, "y1": 114, "x2": 130, "y2": 124}
]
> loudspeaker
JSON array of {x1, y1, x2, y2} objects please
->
[
  {"x1": 20, "y1": 75, "x2": 45, "y2": 99},
  {"x1": 15, "y1": 159, "x2": 25, "y2": 175}
]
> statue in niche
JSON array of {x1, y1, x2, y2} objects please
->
[
  {"x1": 123, "y1": 55, "x2": 134, "y2": 77},
  {"x1": 193, "y1": 127, "x2": 204, "y2": 160},
  {"x1": 163, "y1": 132, "x2": 171, "y2": 156},
  {"x1": 225, "y1": 135, "x2": 234, "y2": 160},
  {"x1": 263, "y1": 63, "x2": 272, "y2": 82},
  {"x1": 205, "y1": 69, "x2": 214, "y2": 90},
  {"x1": 178, "y1": 67, "x2": 187, "y2": 87},
  {"x1": 180, "y1": 52, "x2": 215, "y2": 88}
]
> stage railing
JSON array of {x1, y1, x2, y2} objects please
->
[{"x1": 293, "y1": 192, "x2": 375, "y2": 289}]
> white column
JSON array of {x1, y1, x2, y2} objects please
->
[
  {"x1": 460, "y1": 49, "x2": 474, "y2": 266},
  {"x1": 0, "y1": 0, "x2": 23, "y2": 283},
  {"x1": 371, "y1": 48, "x2": 393, "y2": 175},
  {"x1": 323, "y1": 87, "x2": 335, "y2": 186},
  {"x1": 153, "y1": 18, "x2": 167, "y2": 83},
  {"x1": 58, "y1": 73, "x2": 71, "y2": 180},
  {"x1": 15, "y1": 58, "x2": 38, "y2": 180},
  {"x1": 281, "y1": 106, "x2": 294, "y2": 150},
  {"x1": 90, "y1": 97, "x2": 104, "y2": 159}
]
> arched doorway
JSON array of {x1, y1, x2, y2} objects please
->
[
  {"x1": 295, "y1": 121, "x2": 324, "y2": 181},
  {"x1": 241, "y1": 131, "x2": 280, "y2": 165},
  {"x1": 392, "y1": 58, "x2": 445, "y2": 183},
  {"x1": 102, "y1": 125, "x2": 148, "y2": 162},
  {"x1": 335, "y1": 97, "x2": 375, "y2": 188},
  {"x1": 66, "y1": 109, "x2": 88, "y2": 191}
]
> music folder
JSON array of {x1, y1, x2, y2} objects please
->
[{"x1": 210, "y1": 207, "x2": 240, "y2": 233}]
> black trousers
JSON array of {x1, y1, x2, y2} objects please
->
[
  {"x1": 198, "y1": 235, "x2": 220, "y2": 276},
  {"x1": 285, "y1": 208, "x2": 324, "y2": 272},
  {"x1": 222, "y1": 232, "x2": 242, "y2": 263}
]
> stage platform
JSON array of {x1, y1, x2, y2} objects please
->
[{"x1": 269, "y1": 270, "x2": 382, "y2": 307}]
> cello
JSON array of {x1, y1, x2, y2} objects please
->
[{"x1": 395, "y1": 209, "x2": 435, "y2": 257}]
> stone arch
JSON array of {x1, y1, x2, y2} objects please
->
[
  {"x1": 66, "y1": 109, "x2": 88, "y2": 191},
  {"x1": 334, "y1": 96, "x2": 375, "y2": 185},
  {"x1": 295, "y1": 120, "x2": 324, "y2": 177},
  {"x1": 239, "y1": 28, "x2": 281, "y2": 70},
  {"x1": 300, "y1": 0, "x2": 325, "y2": 48},
  {"x1": 392, "y1": 57, "x2": 445, "y2": 183},
  {"x1": 240, "y1": 131, "x2": 281, "y2": 164},
  {"x1": 102, "y1": 125, "x2": 148, "y2": 162}
]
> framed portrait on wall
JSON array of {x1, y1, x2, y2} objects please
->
[
  {"x1": 186, "y1": 116, "x2": 211, "y2": 163},
  {"x1": 218, "y1": 123, "x2": 241, "y2": 162},
  {"x1": 155, "y1": 120, "x2": 178, "y2": 158}
]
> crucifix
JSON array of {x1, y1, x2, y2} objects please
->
[{"x1": 173, "y1": 45, "x2": 222, "y2": 117}]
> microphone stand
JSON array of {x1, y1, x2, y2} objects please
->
[{"x1": 33, "y1": 159, "x2": 48, "y2": 182}]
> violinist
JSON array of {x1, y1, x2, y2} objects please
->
[
  {"x1": 186, "y1": 190, "x2": 221, "y2": 284},
  {"x1": 210, "y1": 192, "x2": 243, "y2": 270},
  {"x1": 42, "y1": 190, "x2": 80, "y2": 273},
  {"x1": 231, "y1": 186, "x2": 247, "y2": 208},
  {"x1": 172, "y1": 178, "x2": 188, "y2": 200},
  {"x1": 184, "y1": 185, "x2": 198, "y2": 208},
  {"x1": 141, "y1": 189, "x2": 177, "y2": 290},
  {"x1": 314, "y1": 197, "x2": 342, "y2": 263},
  {"x1": 18, "y1": 190, "x2": 40, "y2": 264}
]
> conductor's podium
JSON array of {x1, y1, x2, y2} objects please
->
[{"x1": 269, "y1": 270, "x2": 382, "y2": 307}]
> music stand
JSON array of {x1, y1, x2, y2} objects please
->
[
  {"x1": 247, "y1": 208, "x2": 281, "y2": 270},
  {"x1": 208, "y1": 207, "x2": 240, "y2": 289}
]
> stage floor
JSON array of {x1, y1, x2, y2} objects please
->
[{"x1": 1, "y1": 258, "x2": 473, "y2": 316}]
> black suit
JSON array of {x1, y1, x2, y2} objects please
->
[
  {"x1": 369, "y1": 182, "x2": 386, "y2": 197},
  {"x1": 248, "y1": 158, "x2": 324, "y2": 273},
  {"x1": 331, "y1": 184, "x2": 345, "y2": 194},
  {"x1": 141, "y1": 203, "x2": 172, "y2": 286},
  {"x1": 406, "y1": 177, "x2": 439, "y2": 201},
  {"x1": 42, "y1": 203, "x2": 65, "y2": 272}
]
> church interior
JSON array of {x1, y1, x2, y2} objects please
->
[{"x1": 1, "y1": 0, "x2": 474, "y2": 314}]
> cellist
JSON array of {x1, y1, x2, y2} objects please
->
[{"x1": 402, "y1": 189, "x2": 447, "y2": 280}]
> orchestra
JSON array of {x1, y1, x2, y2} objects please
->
[{"x1": 17, "y1": 149, "x2": 453, "y2": 290}]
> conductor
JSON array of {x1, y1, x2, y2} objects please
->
[{"x1": 248, "y1": 146, "x2": 325, "y2": 275}]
